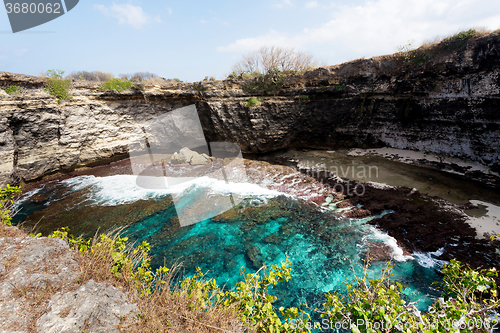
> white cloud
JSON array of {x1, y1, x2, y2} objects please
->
[
  {"x1": 94, "y1": 3, "x2": 161, "y2": 29},
  {"x1": 305, "y1": 1, "x2": 318, "y2": 9},
  {"x1": 273, "y1": 0, "x2": 293, "y2": 9},
  {"x1": 217, "y1": 29, "x2": 293, "y2": 53},
  {"x1": 200, "y1": 19, "x2": 207, "y2": 24},
  {"x1": 166, "y1": 7, "x2": 172, "y2": 15},
  {"x1": 218, "y1": 0, "x2": 500, "y2": 65}
]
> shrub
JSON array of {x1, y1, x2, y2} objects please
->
[
  {"x1": 320, "y1": 260, "x2": 500, "y2": 332},
  {"x1": 297, "y1": 95, "x2": 309, "y2": 103},
  {"x1": 244, "y1": 97, "x2": 260, "y2": 108},
  {"x1": 0, "y1": 185, "x2": 21, "y2": 226},
  {"x1": 396, "y1": 41, "x2": 416, "y2": 63},
  {"x1": 66, "y1": 71, "x2": 113, "y2": 82},
  {"x1": 3, "y1": 85, "x2": 22, "y2": 95},
  {"x1": 119, "y1": 72, "x2": 159, "y2": 82},
  {"x1": 100, "y1": 78, "x2": 133, "y2": 93},
  {"x1": 242, "y1": 68, "x2": 286, "y2": 93},
  {"x1": 399, "y1": 29, "x2": 482, "y2": 67},
  {"x1": 44, "y1": 69, "x2": 73, "y2": 102},
  {"x1": 442, "y1": 28, "x2": 478, "y2": 51},
  {"x1": 50, "y1": 227, "x2": 311, "y2": 332},
  {"x1": 232, "y1": 46, "x2": 315, "y2": 75}
]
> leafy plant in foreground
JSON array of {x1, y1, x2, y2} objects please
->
[
  {"x1": 50, "y1": 227, "x2": 311, "y2": 332},
  {"x1": 320, "y1": 260, "x2": 499, "y2": 332},
  {"x1": 0, "y1": 185, "x2": 21, "y2": 226}
]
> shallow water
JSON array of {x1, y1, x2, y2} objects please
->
[{"x1": 13, "y1": 170, "x2": 443, "y2": 314}]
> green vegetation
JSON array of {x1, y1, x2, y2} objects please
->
[
  {"x1": 49, "y1": 227, "x2": 310, "y2": 332},
  {"x1": 298, "y1": 95, "x2": 309, "y2": 103},
  {"x1": 0, "y1": 185, "x2": 21, "y2": 226},
  {"x1": 242, "y1": 69, "x2": 286, "y2": 94},
  {"x1": 397, "y1": 29, "x2": 482, "y2": 67},
  {"x1": 3, "y1": 85, "x2": 22, "y2": 95},
  {"x1": 100, "y1": 78, "x2": 134, "y2": 92},
  {"x1": 46, "y1": 223, "x2": 500, "y2": 332},
  {"x1": 244, "y1": 97, "x2": 261, "y2": 108},
  {"x1": 203, "y1": 76, "x2": 216, "y2": 82},
  {"x1": 321, "y1": 260, "x2": 499, "y2": 332},
  {"x1": 44, "y1": 69, "x2": 73, "y2": 102}
]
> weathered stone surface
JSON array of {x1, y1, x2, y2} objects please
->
[
  {"x1": 0, "y1": 234, "x2": 80, "y2": 332},
  {"x1": 171, "y1": 151, "x2": 187, "y2": 164},
  {"x1": 1, "y1": 33, "x2": 500, "y2": 186},
  {"x1": 171, "y1": 147, "x2": 209, "y2": 165},
  {"x1": 36, "y1": 280, "x2": 139, "y2": 333}
]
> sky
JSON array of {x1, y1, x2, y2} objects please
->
[{"x1": 1, "y1": 0, "x2": 500, "y2": 82}]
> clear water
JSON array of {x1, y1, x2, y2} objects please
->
[{"x1": 13, "y1": 174, "x2": 443, "y2": 317}]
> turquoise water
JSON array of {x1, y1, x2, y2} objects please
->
[{"x1": 14, "y1": 175, "x2": 442, "y2": 316}]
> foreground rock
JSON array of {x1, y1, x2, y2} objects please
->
[
  {"x1": 37, "y1": 280, "x2": 139, "y2": 333},
  {"x1": 0, "y1": 224, "x2": 139, "y2": 332},
  {"x1": 0, "y1": 235, "x2": 80, "y2": 331}
]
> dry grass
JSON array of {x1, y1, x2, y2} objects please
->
[
  {"x1": 0, "y1": 222, "x2": 25, "y2": 238},
  {"x1": 396, "y1": 28, "x2": 496, "y2": 67},
  {"x1": 73, "y1": 229, "x2": 248, "y2": 332},
  {"x1": 129, "y1": 267, "x2": 248, "y2": 332},
  {"x1": 1, "y1": 224, "x2": 249, "y2": 332}
]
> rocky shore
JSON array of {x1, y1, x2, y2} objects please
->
[{"x1": 253, "y1": 152, "x2": 500, "y2": 270}]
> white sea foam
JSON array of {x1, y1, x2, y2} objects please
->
[
  {"x1": 61, "y1": 174, "x2": 284, "y2": 207},
  {"x1": 368, "y1": 228, "x2": 413, "y2": 262},
  {"x1": 14, "y1": 186, "x2": 43, "y2": 207},
  {"x1": 413, "y1": 248, "x2": 448, "y2": 268}
]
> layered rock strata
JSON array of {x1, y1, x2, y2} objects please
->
[{"x1": 1, "y1": 32, "x2": 500, "y2": 186}]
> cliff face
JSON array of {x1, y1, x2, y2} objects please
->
[{"x1": 1, "y1": 33, "x2": 500, "y2": 186}]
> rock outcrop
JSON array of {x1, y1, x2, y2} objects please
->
[
  {"x1": 0, "y1": 224, "x2": 138, "y2": 332},
  {"x1": 1, "y1": 32, "x2": 500, "y2": 186},
  {"x1": 171, "y1": 147, "x2": 210, "y2": 165},
  {"x1": 37, "y1": 280, "x2": 139, "y2": 333}
]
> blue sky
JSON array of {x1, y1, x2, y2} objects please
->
[{"x1": 1, "y1": 0, "x2": 500, "y2": 82}]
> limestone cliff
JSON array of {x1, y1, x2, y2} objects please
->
[{"x1": 1, "y1": 32, "x2": 499, "y2": 186}]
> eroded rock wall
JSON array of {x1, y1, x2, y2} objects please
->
[{"x1": 1, "y1": 32, "x2": 499, "y2": 186}]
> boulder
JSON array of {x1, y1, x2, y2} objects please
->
[
  {"x1": 172, "y1": 147, "x2": 209, "y2": 165},
  {"x1": 171, "y1": 152, "x2": 187, "y2": 164},
  {"x1": 36, "y1": 280, "x2": 139, "y2": 333}
]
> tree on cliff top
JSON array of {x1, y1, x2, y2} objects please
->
[{"x1": 232, "y1": 46, "x2": 315, "y2": 75}]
